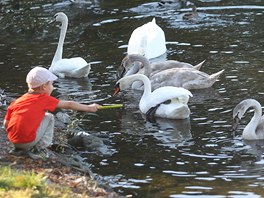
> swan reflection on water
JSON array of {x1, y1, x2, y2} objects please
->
[
  {"x1": 144, "y1": 117, "x2": 192, "y2": 149},
  {"x1": 243, "y1": 139, "x2": 264, "y2": 162},
  {"x1": 117, "y1": 93, "x2": 192, "y2": 149},
  {"x1": 53, "y1": 77, "x2": 107, "y2": 105},
  {"x1": 55, "y1": 77, "x2": 92, "y2": 94}
]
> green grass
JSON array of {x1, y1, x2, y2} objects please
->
[{"x1": 0, "y1": 165, "x2": 78, "y2": 198}]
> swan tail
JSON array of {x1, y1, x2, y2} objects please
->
[
  {"x1": 209, "y1": 69, "x2": 224, "y2": 80},
  {"x1": 193, "y1": 60, "x2": 206, "y2": 70}
]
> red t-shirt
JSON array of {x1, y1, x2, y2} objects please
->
[{"x1": 4, "y1": 93, "x2": 59, "y2": 144}]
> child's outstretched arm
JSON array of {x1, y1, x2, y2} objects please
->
[{"x1": 57, "y1": 101, "x2": 101, "y2": 112}]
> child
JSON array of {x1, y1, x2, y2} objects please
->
[{"x1": 4, "y1": 66, "x2": 101, "y2": 158}]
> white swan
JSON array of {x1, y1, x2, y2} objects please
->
[
  {"x1": 49, "y1": 12, "x2": 91, "y2": 78},
  {"x1": 113, "y1": 74, "x2": 192, "y2": 120},
  {"x1": 117, "y1": 54, "x2": 223, "y2": 90},
  {"x1": 233, "y1": 99, "x2": 264, "y2": 140},
  {"x1": 127, "y1": 18, "x2": 166, "y2": 59}
]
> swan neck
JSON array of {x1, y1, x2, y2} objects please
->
[
  {"x1": 141, "y1": 58, "x2": 152, "y2": 76},
  {"x1": 244, "y1": 102, "x2": 262, "y2": 137},
  {"x1": 130, "y1": 56, "x2": 151, "y2": 76},
  {"x1": 135, "y1": 75, "x2": 151, "y2": 100},
  {"x1": 52, "y1": 18, "x2": 68, "y2": 65}
]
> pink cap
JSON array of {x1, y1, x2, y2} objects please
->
[{"x1": 26, "y1": 66, "x2": 58, "y2": 88}]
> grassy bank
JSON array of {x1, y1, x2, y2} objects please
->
[{"x1": 0, "y1": 165, "x2": 78, "y2": 198}]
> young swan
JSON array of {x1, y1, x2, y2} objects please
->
[
  {"x1": 114, "y1": 74, "x2": 192, "y2": 120},
  {"x1": 116, "y1": 54, "x2": 223, "y2": 91},
  {"x1": 233, "y1": 99, "x2": 264, "y2": 140},
  {"x1": 116, "y1": 54, "x2": 205, "y2": 80}
]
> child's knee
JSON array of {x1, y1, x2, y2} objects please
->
[{"x1": 45, "y1": 112, "x2": 54, "y2": 122}]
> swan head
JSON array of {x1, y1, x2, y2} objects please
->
[
  {"x1": 122, "y1": 54, "x2": 145, "y2": 69},
  {"x1": 113, "y1": 76, "x2": 128, "y2": 96},
  {"x1": 232, "y1": 99, "x2": 260, "y2": 132},
  {"x1": 114, "y1": 74, "x2": 146, "y2": 96},
  {"x1": 116, "y1": 62, "x2": 141, "y2": 80},
  {"x1": 232, "y1": 112, "x2": 240, "y2": 132},
  {"x1": 116, "y1": 54, "x2": 146, "y2": 79},
  {"x1": 116, "y1": 55, "x2": 131, "y2": 79},
  {"x1": 232, "y1": 100, "x2": 248, "y2": 131},
  {"x1": 113, "y1": 82, "x2": 121, "y2": 96},
  {"x1": 113, "y1": 79, "x2": 131, "y2": 96},
  {"x1": 49, "y1": 12, "x2": 68, "y2": 25}
]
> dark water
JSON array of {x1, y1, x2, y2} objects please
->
[{"x1": 1, "y1": 0, "x2": 264, "y2": 197}]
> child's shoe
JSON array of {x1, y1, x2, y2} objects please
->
[
  {"x1": 9, "y1": 147, "x2": 28, "y2": 156},
  {"x1": 27, "y1": 146, "x2": 50, "y2": 161}
]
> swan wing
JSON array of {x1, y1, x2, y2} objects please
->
[
  {"x1": 127, "y1": 19, "x2": 166, "y2": 59},
  {"x1": 256, "y1": 116, "x2": 264, "y2": 138},
  {"x1": 150, "y1": 68, "x2": 207, "y2": 88},
  {"x1": 150, "y1": 60, "x2": 195, "y2": 76},
  {"x1": 155, "y1": 102, "x2": 191, "y2": 119},
  {"x1": 70, "y1": 64, "x2": 91, "y2": 78},
  {"x1": 127, "y1": 23, "x2": 148, "y2": 56},
  {"x1": 151, "y1": 86, "x2": 192, "y2": 105},
  {"x1": 144, "y1": 20, "x2": 166, "y2": 59},
  {"x1": 140, "y1": 86, "x2": 192, "y2": 113},
  {"x1": 50, "y1": 57, "x2": 90, "y2": 78},
  {"x1": 150, "y1": 68, "x2": 223, "y2": 90}
]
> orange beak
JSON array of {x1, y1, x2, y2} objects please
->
[{"x1": 113, "y1": 84, "x2": 120, "y2": 96}]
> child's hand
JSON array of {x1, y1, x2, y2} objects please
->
[{"x1": 88, "y1": 103, "x2": 101, "y2": 112}]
